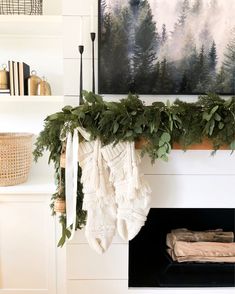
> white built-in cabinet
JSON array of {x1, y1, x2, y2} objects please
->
[{"x1": 0, "y1": 1, "x2": 65, "y2": 293}]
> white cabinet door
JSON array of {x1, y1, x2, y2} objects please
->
[{"x1": 0, "y1": 194, "x2": 56, "y2": 294}]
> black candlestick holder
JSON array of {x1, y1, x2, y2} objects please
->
[
  {"x1": 78, "y1": 45, "x2": 84, "y2": 105},
  {"x1": 90, "y1": 32, "x2": 96, "y2": 93}
]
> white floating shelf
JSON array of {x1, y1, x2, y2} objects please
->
[
  {"x1": 0, "y1": 176, "x2": 56, "y2": 195},
  {"x1": 0, "y1": 95, "x2": 64, "y2": 103},
  {"x1": 0, "y1": 15, "x2": 62, "y2": 36}
]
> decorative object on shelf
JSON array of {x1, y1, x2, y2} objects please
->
[
  {"x1": 0, "y1": 0, "x2": 43, "y2": 15},
  {"x1": 54, "y1": 198, "x2": 66, "y2": 214},
  {"x1": 38, "y1": 76, "x2": 51, "y2": 96},
  {"x1": 99, "y1": 0, "x2": 235, "y2": 95},
  {"x1": 54, "y1": 169, "x2": 66, "y2": 214},
  {"x1": 0, "y1": 64, "x2": 9, "y2": 90},
  {"x1": 8, "y1": 62, "x2": 51, "y2": 96},
  {"x1": 78, "y1": 45, "x2": 84, "y2": 104},
  {"x1": 28, "y1": 70, "x2": 41, "y2": 95},
  {"x1": 0, "y1": 132, "x2": 33, "y2": 186},
  {"x1": 33, "y1": 92, "x2": 235, "y2": 247}
]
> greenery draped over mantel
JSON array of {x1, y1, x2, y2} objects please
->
[{"x1": 33, "y1": 92, "x2": 235, "y2": 246}]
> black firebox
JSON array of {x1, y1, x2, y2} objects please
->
[{"x1": 129, "y1": 208, "x2": 235, "y2": 287}]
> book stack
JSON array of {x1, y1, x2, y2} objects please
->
[
  {"x1": 0, "y1": 89, "x2": 10, "y2": 96},
  {"x1": 8, "y1": 61, "x2": 30, "y2": 96}
]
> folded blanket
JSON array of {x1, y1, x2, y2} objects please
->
[
  {"x1": 167, "y1": 228, "x2": 234, "y2": 249},
  {"x1": 167, "y1": 241, "x2": 235, "y2": 263},
  {"x1": 174, "y1": 241, "x2": 235, "y2": 257},
  {"x1": 167, "y1": 249, "x2": 235, "y2": 263}
]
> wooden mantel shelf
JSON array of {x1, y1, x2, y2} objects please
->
[
  {"x1": 135, "y1": 139, "x2": 229, "y2": 150},
  {"x1": 135, "y1": 138, "x2": 229, "y2": 150},
  {"x1": 60, "y1": 138, "x2": 230, "y2": 168},
  {"x1": 172, "y1": 140, "x2": 229, "y2": 150}
]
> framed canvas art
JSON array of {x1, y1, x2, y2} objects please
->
[{"x1": 98, "y1": 0, "x2": 235, "y2": 95}]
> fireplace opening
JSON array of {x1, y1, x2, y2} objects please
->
[{"x1": 129, "y1": 208, "x2": 235, "y2": 287}]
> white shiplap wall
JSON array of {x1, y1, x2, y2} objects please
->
[{"x1": 63, "y1": 1, "x2": 235, "y2": 293}]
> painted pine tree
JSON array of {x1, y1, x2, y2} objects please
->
[
  {"x1": 208, "y1": 41, "x2": 217, "y2": 74},
  {"x1": 99, "y1": 5, "x2": 131, "y2": 93},
  {"x1": 158, "y1": 58, "x2": 175, "y2": 93},
  {"x1": 194, "y1": 45, "x2": 211, "y2": 92},
  {"x1": 131, "y1": 0, "x2": 158, "y2": 93},
  {"x1": 222, "y1": 28, "x2": 235, "y2": 93},
  {"x1": 215, "y1": 66, "x2": 227, "y2": 93},
  {"x1": 161, "y1": 24, "x2": 168, "y2": 46}
]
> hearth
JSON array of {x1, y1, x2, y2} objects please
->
[{"x1": 129, "y1": 208, "x2": 235, "y2": 287}]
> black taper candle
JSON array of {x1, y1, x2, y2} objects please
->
[
  {"x1": 90, "y1": 32, "x2": 96, "y2": 93},
  {"x1": 78, "y1": 45, "x2": 84, "y2": 105}
]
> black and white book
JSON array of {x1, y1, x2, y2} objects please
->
[
  {"x1": 8, "y1": 60, "x2": 15, "y2": 95},
  {"x1": 19, "y1": 62, "x2": 30, "y2": 95},
  {"x1": 13, "y1": 61, "x2": 20, "y2": 96}
]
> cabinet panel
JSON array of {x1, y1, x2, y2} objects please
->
[
  {"x1": 67, "y1": 244, "x2": 128, "y2": 279},
  {"x1": 0, "y1": 195, "x2": 56, "y2": 293}
]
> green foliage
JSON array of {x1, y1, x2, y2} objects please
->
[{"x1": 34, "y1": 91, "x2": 235, "y2": 245}]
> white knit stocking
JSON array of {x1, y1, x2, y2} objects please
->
[
  {"x1": 102, "y1": 142, "x2": 151, "y2": 241},
  {"x1": 78, "y1": 139, "x2": 117, "y2": 254}
]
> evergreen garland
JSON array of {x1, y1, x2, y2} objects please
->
[{"x1": 34, "y1": 92, "x2": 235, "y2": 246}]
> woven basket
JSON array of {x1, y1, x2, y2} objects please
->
[
  {"x1": 0, "y1": 133, "x2": 33, "y2": 186},
  {"x1": 0, "y1": 0, "x2": 43, "y2": 15}
]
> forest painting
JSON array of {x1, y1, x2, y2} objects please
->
[{"x1": 99, "y1": 0, "x2": 235, "y2": 95}]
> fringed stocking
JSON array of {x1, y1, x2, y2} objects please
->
[
  {"x1": 102, "y1": 142, "x2": 151, "y2": 241},
  {"x1": 78, "y1": 139, "x2": 117, "y2": 254}
]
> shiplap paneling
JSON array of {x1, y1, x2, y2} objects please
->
[
  {"x1": 64, "y1": 58, "x2": 98, "y2": 95},
  {"x1": 147, "y1": 175, "x2": 235, "y2": 208},
  {"x1": 63, "y1": 16, "x2": 98, "y2": 59},
  {"x1": 67, "y1": 244, "x2": 128, "y2": 279},
  {"x1": 140, "y1": 151, "x2": 235, "y2": 175}
]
